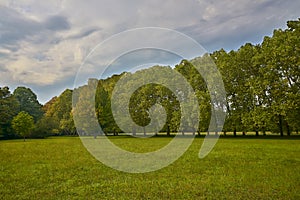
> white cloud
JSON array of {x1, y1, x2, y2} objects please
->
[{"x1": 5, "y1": 0, "x2": 64, "y2": 20}]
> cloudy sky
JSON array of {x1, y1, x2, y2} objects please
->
[{"x1": 0, "y1": 0, "x2": 299, "y2": 103}]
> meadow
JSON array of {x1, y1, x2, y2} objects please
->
[{"x1": 0, "y1": 136, "x2": 299, "y2": 199}]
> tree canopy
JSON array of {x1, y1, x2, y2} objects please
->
[
  {"x1": 0, "y1": 87, "x2": 19, "y2": 138},
  {"x1": 12, "y1": 111, "x2": 34, "y2": 141},
  {"x1": 13, "y1": 87, "x2": 43, "y2": 122}
]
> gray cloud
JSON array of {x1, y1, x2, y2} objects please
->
[
  {"x1": 66, "y1": 27, "x2": 102, "y2": 40},
  {"x1": 176, "y1": 0, "x2": 300, "y2": 51},
  {"x1": 0, "y1": 6, "x2": 39, "y2": 45},
  {"x1": 44, "y1": 15, "x2": 70, "y2": 31},
  {"x1": 0, "y1": 6, "x2": 71, "y2": 49}
]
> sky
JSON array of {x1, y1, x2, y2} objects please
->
[{"x1": 0, "y1": 0, "x2": 299, "y2": 104}]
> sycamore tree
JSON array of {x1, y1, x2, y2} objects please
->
[
  {"x1": 175, "y1": 59, "x2": 213, "y2": 135},
  {"x1": 252, "y1": 19, "x2": 300, "y2": 136},
  {"x1": 12, "y1": 111, "x2": 34, "y2": 141}
]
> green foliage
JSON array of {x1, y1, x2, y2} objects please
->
[
  {"x1": 43, "y1": 89, "x2": 75, "y2": 135},
  {"x1": 73, "y1": 79, "x2": 102, "y2": 136},
  {"x1": 33, "y1": 116, "x2": 57, "y2": 138},
  {"x1": 95, "y1": 76, "x2": 122, "y2": 135},
  {"x1": 11, "y1": 111, "x2": 34, "y2": 141},
  {"x1": 0, "y1": 86, "x2": 19, "y2": 138},
  {"x1": 13, "y1": 87, "x2": 43, "y2": 122},
  {"x1": 210, "y1": 19, "x2": 300, "y2": 135},
  {"x1": 249, "y1": 19, "x2": 300, "y2": 135}
]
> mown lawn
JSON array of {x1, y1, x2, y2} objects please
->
[{"x1": 0, "y1": 136, "x2": 299, "y2": 199}]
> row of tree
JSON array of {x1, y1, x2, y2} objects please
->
[
  {"x1": 0, "y1": 86, "x2": 75, "y2": 139},
  {"x1": 212, "y1": 19, "x2": 300, "y2": 136},
  {"x1": 0, "y1": 19, "x2": 299, "y2": 139},
  {"x1": 0, "y1": 86, "x2": 43, "y2": 139},
  {"x1": 73, "y1": 19, "x2": 299, "y2": 137}
]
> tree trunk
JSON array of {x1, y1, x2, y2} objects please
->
[
  {"x1": 286, "y1": 122, "x2": 290, "y2": 136},
  {"x1": 23, "y1": 136, "x2": 25, "y2": 142},
  {"x1": 182, "y1": 130, "x2": 184, "y2": 136},
  {"x1": 233, "y1": 128, "x2": 236, "y2": 137},
  {"x1": 143, "y1": 127, "x2": 146, "y2": 136},
  {"x1": 223, "y1": 131, "x2": 226, "y2": 136},
  {"x1": 132, "y1": 126, "x2": 136, "y2": 136},
  {"x1": 255, "y1": 124, "x2": 259, "y2": 136},
  {"x1": 167, "y1": 125, "x2": 170, "y2": 136},
  {"x1": 242, "y1": 131, "x2": 246, "y2": 136},
  {"x1": 279, "y1": 115, "x2": 283, "y2": 136}
]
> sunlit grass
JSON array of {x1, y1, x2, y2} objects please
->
[{"x1": 0, "y1": 136, "x2": 299, "y2": 199}]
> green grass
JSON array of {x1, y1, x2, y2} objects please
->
[{"x1": 0, "y1": 136, "x2": 299, "y2": 199}]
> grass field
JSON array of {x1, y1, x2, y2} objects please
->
[{"x1": 0, "y1": 136, "x2": 299, "y2": 199}]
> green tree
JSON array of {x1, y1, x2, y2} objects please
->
[
  {"x1": 0, "y1": 86, "x2": 19, "y2": 138},
  {"x1": 44, "y1": 89, "x2": 75, "y2": 135},
  {"x1": 252, "y1": 19, "x2": 300, "y2": 136},
  {"x1": 13, "y1": 87, "x2": 43, "y2": 122},
  {"x1": 175, "y1": 59, "x2": 209, "y2": 134},
  {"x1": 96, "y1": 78, "x2": 121, "y2": 135},
  {"x1": 73, "y1": 79, "x2": 100, "y2": 137},
  {"x1": 33, "y1": 115, "x2": 57, "y2": 138},
  {"x1": 12, "y1": 111, "x2": 34, "y2": 141}
]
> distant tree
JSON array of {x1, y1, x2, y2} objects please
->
[
  {"x1": 0, "y1": 86, "x2": 19, "y2": 138},
  {"x1": 96, "y1": 80, "x2": 117, "y2": 135},
  {"x1": 73, "y1": 80, "x2": 100, "y2": 137},
  {"x1": 13, "y1": 87, "x2": 43, "y2": 122},
  {"x1": 175, "y1": 60, "x2": 208, "y2": 134},
  {"x1": 43, "y1": 89, "x2": 75, "y2": 135},
  {"x1": 42, "y1": 96, "x2": 57, "y2": 113},
  {"x1": 12, "y1": 111, "x2": 34, "y2": 141},
  {"x1": 33, "y1": 116, "x2": 57, "y2": 138}
]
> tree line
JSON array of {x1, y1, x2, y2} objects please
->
[
  {"x1": 0, "y1": 86, "x2": 75, "y2": 139},
  {"x1": 0, "y1": 19, "x2": 299, "y2": 139}
]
